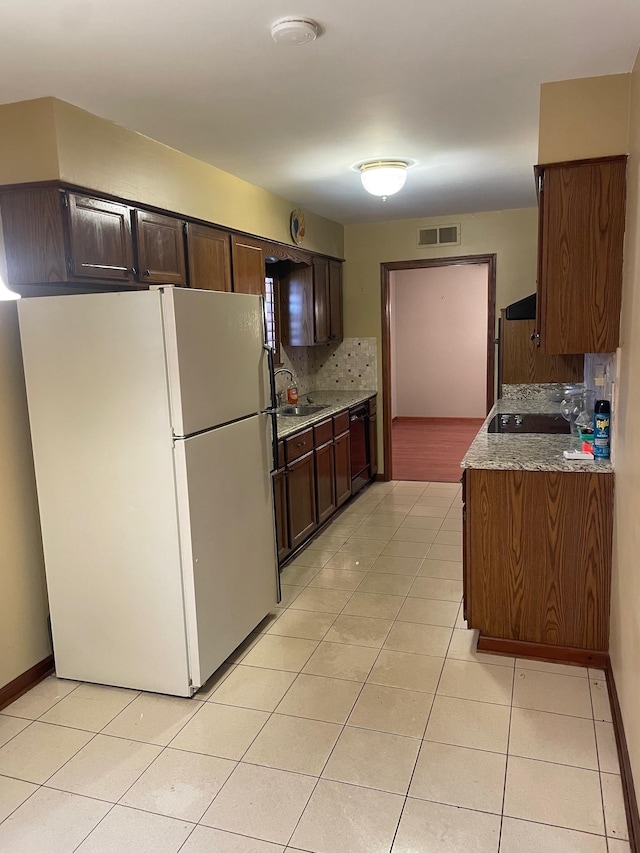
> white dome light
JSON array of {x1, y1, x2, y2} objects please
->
[
  {"x1": 271, "y1": 18, "x2": 319, "y2": 45},
  {"x1": 0, "y1": 274, "x2": 20, "y2": 301},
  {"x1": 359, "y1": 161, "x2": 408, "y2": 198}
]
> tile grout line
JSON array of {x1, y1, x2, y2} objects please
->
[
  {"x1": 589, "y1": 670, "x2": 612, "y2": 848},
  {"x1": 497, "y1": 642, "x2": 517, "y2": 851}
]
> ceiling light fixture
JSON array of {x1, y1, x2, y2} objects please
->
[
  {"x1": 271, "y1": 18, "x2": 319, "y2": 45},
  {"x1": 359, "y1": 160, "x2": 409, "y2": 199},
  {"x1": 0, "y1": 273, "x2": 20, "y2": 301}
]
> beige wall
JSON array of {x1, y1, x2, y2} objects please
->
[
  {"x1": 0, "y1": 297, "x2": 51, "y2": 686},
  {"x1": 610, "y1": 54, "x2": 640, "y2": 799},
  {"x1": 343, "y1": 207, "x2": 539, "y2": 467},
  {"x1": 392, "y1": 265, "x2": 488, "y2": 418},
  {"x1": 51, "y1": 100, "x2": 344, "y2": 257},
  {"x1": 0, "y1": 99, "x2": 60, "y2": 185},
  {"x1": 538, "y1": 74, "x2": 630, "y2": 163}
]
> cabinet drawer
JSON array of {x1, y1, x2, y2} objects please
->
[
  {"x1": 285, "y1": 429, "x2": 314, "y2": 463},
  {"x1": 368, "y1": 397, "x2": 377, "y2": 416},
  {"x1": 333, "y1": 411, "x2": 349, "y2": 435},
  {"x1": 314, "y1": 419, "x2": 333, "y2": 447}
]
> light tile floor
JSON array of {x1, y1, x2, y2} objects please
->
[{"x1": 0, "y1": 480, "x2": 630, "y2": 852}]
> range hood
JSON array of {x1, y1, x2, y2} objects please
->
[{"x1": 505, "y1": 293, "x2": 536, "y2": 320}]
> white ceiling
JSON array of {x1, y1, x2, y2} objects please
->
[{"x1": 1, "y1": 0, "x2": 639, "y2": 224}]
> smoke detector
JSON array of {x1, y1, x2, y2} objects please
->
[{"x1": 271, "y1": 18, "x2": 319, "y2": 45}]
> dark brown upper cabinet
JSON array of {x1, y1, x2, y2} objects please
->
[
  {"x1": 0, "y1": 182, "x2": 342, "y2": 305},
  {"x1": 312, "y1": 257, "x2": 330, "y2": 343},
  {"x1": 0, "y1": 187, "x2": 137, "y2": 288},
  {"x1": 231, "y1": 234, "x2": 265, "y2": 295},
  {"x1": 186, "y1": 223, "x2": 232, "y2": 292},
  {"x1": 535, "y1": 155, "x2": 626, "y2": 355},
  {"x1": 499, "y1": 311, "x2": 583, "y2": 387},
  {"x1": 67, "y1": 194, "x2": 136, "y2": 283},
  {"x1": 280, "y1": 258, "x2": 343, "y2": 346},
  {"x1": 329, "y1": 259, "x2": 343, "y2": 342},
  {"x1": 133, "y1": 210, "x2": 186, "y2": 285}
]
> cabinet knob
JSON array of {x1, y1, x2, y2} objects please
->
[
  {"x1": 530, "y1": 330, "x2": 541, "y2": 347},
  {"x1": 144, "y1": 269, "x2": 151, "y2": 277}
]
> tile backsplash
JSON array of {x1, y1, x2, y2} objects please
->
[
  {"x1": 583, "y1": 352, "x2": 617, "y2": 411},
  {"x1": 277, "y1": 337, "x2": 377, "y2": 398}
]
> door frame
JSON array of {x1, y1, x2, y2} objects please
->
[{"x1": 380, "y1": 253, "x2": 497, "y2": 481}]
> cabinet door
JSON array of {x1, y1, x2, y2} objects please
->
[
  {"x1": 313, "y1": 257, "x2": 330, "y2": 343},
  {"x1": 334, "y1": 430, "x2": 351, "y2": 508},
  {"x1": 67, "y1": 193, "x2": 135, "y2": 282},
  {"x1": 461, "y1": 469, "x2": 469, "y2": 624},
  {"x1": 0, "y1": 187, "x2": 68, "y2": 286},
  {"x1": 329, "y1": 260, "x2": 343, "y2": 342},
  {"x1": 368, "y1": 413, "x2": 378, "y2": 479},
  {"x1": 287, "y1": 451, "x2": 317, "y2": 549},
  {"x1": 134, "y1": 210, "x2": 186, "y2": 285},
  {"x1": 315, "y1": 441, "x2": 337, "y2": 525},
  {"x1": 280, "y1": 263, "x2": 314, "y2": 346},
  {"x1": 467, "y1": 469, "x2": 613, "y2": 650},
  {"x1": 186, "y1": 223, "x2": 232, "y2": 292},
  {"x1": 232, "y1": 235, "x2": 265, "y2": 295},
  {"x1": 537, "y1": 157, "x2": 626, "y2": 354},
  {"x1": 273, "y1": 468, "x2": 290, "y2": 563},
  {"x1": 499, "y1": 312, "x2": 583, "y2": 385}
]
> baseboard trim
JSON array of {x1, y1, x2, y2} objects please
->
[
  {"x1": 0, "y1": 655, "x2": 54, "y2": 711},
  {"x1": 476, "y1": 635, "x2": 608, "y2": 668},
  {"x1": 606, "y1": 659, "x2": 640, "y2": 852}
]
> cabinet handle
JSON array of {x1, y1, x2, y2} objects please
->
[
  {"x1": 80, "y1": 263, "x2": 129, "y2": 272},
  {"x1": 144, "y1": 269, "x2": 151, "y2": 277},
  {"x1": 530, "y1": 330, "x2": 541, "y2": 347},
  {"x1": 295, "y1": 441, "x2": 305, "y2": 448}
]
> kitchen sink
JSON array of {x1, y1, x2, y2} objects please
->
[{"x1": 277, "y1": 405, "x2": 328, "y2": 417}]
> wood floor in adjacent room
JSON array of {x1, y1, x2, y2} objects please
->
[{"x1": 392, "y1": 417, "x2": 485, "y2": 483}]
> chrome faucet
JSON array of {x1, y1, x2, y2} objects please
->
[
  {"x1": 274, "y1": 368, "x2": 294, "y2": 383},
  {"x1": 273, "y1": 368, "x2": 294, "y2": 406}
]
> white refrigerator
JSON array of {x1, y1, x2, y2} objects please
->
[{"x1": 18, "y1": 287, "x2": 280, "y2": 697}]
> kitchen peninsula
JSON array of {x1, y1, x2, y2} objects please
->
[{"x1": 461, "y1": 389, "x2": 614, "y2": 666}]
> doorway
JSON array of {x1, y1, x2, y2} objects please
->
[{"x1": 381, "y1": 254, "x2": 496, "y2": 481}]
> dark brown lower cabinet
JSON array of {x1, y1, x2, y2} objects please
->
[
  {"x1": 286, "y1": 451, "x2": 317, "y2": 550},
  {"x1": 315, "y1": 441, "x2": 337, "y2": 525},
  {"x1": 273, "y1": 468, "x2": 290, "y2": 563},
  {"x1": 368, "y1": 413, "x2": 378, "y2": 479},
  {"x1": 334, "y1": 430, "x2": 351, "y2": 508},
  {"x1": 465, "y1": 467, "x2": 613, "y2": 653}
]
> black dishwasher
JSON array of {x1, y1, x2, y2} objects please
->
[{"x1": 350, "y1": 403, "x2": 370, "y2": 495}]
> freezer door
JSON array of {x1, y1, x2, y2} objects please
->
[
  {"x1": 162, "y1": 287, "x2": 269, "y2": 436},
  {"x1": 175, "y1": 413, "x2": 278, "y2": 687}
]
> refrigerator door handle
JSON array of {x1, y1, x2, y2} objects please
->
[{"x1": 263, "y1": 344, "x2": 279, "y2": 473}]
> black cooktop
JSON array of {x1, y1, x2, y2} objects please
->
[{"x1": 488, "y1": 413, "x2": 571, "y2": 434}]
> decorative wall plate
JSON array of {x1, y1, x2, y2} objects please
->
[{"x1": 290, "y1": 209, "x2": 306, "y2": 244}]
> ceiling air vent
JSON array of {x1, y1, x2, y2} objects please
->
[{"x1": 417, "y1": 223, "x2": 461, "y2": 248}]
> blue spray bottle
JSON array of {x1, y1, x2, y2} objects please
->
[{"x1": 593, "y1": 400, "x2": 611, "y2": 459}]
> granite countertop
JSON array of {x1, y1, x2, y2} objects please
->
[
  {"x1": 275, "y1": 389, "x2": 376, "y2": 439},
  {"x1": 461, "y1": 397, "x2": 614, "y2": 474}
]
